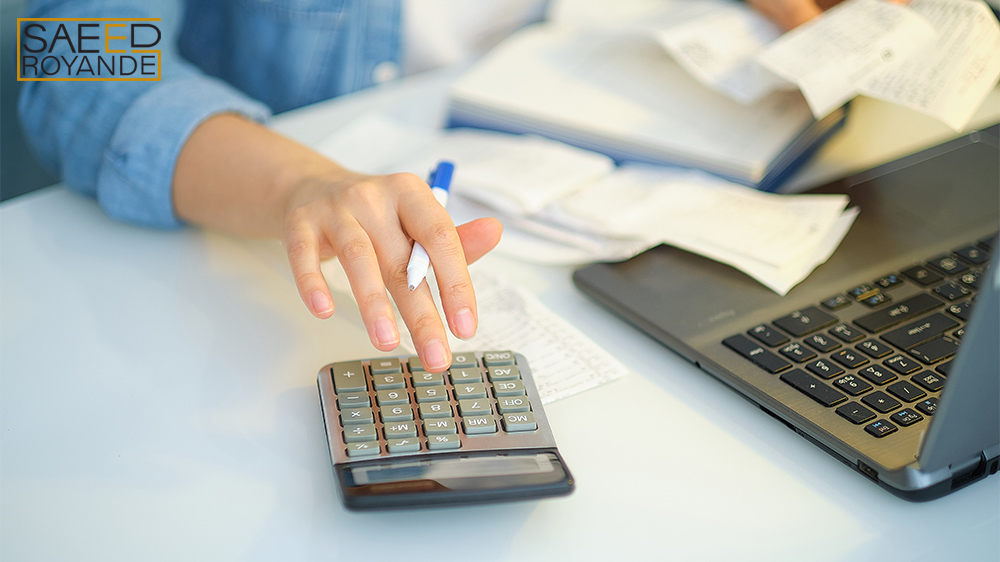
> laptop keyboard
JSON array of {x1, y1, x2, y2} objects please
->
[{"x1": 723, "y1": 235, "x2": 994, "y2": 439}]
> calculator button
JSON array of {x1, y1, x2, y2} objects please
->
[
  {"x1": 412, "y1": 371, "x2": 445, "y2": 387},
  {"x1": 493, "y1": 380, "x2": 526, "y2": 397},
  {"x1": 462, "y1": 416, "x2": 497, "y2": 434},
  {"x1": 458, "y1": 399, "x2": 492, "y2": 416},
  {"x1": 487, "y1": 365, "x2": 521, "y2": 382},
  {"x1": 419, "y1": 402, "x2": 452, "y2": 419},
  {"x1": 386, "y1": 438, "x2": 420, "y2": 453},
  {"x1": 454, "y1": 383, "x2": 488, "y2": 400},
  {"x1": 483, "y1": 350, "x2": 516, "y2": 367},
  {"x1": 376, "y1": 389, "x2": 409, "y2": 405},
  {"x1": 407, "y1": 356, "x2": 426, "y2": 373},
  {"x1": 345, "y1": 423, "x2": 378, "y2": 443},
  {"x1": 423, "y1": 418, "x2": 458, "y2": 435},
  {"x1": 346, "y1": 441, "x2": 380, "y2": 457},
  {"x1": 332, "y1": 362, "x2": 367, "y2": 393},
  {"x1": 502, "y1": 412, "x2": 537, "y2": 432},
  {"x1": 415, "y1": 385, "x2": 448, "y2": 402},
  {"x1": 428, "y1": 434, "x2": 461, "y2": 450},
  {"x1": 384, "y1": 421, "x2": 418, "y2": 439},
  {"x1": 450, "y1": 353, "x2": 479, "y2": 368},
  {"x1": 381, "y1": 405, "x2": 414, "y2": 422},
  {"x1": 449, "y1": 368, "x2": 483, "y2": 383},
  {"x1": 338, "y1": 392, "x2": 371, "y2": 408},
  {"x1": 370, "y1": 358, "x2": 402, "y2": 374},
  {"x1": 373, "y1": 374, "x2": 405, "y2": 389},
  {"x1": 497, "y1": 396, "x2": 531, "y2": 413},
  {"x1": 341, "y1": 407, "x2": 374, "y2": 425}
]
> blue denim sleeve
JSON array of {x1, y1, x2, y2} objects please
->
[{"x1": 17, "y1": 0, "x2": 270, "y2": 229}]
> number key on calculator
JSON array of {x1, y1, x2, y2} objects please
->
[{"x1": 317, "y1": 351, "x2": 575, "y2": 510}]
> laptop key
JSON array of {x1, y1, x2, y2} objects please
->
[
  {"x1": 884, "y1": 354, "x2": 922, "y2": 375},
  {"x1": 915, "y1": 397, "x2": 939, "y2": 415},
  {"x1": 874, "y1": 274, "x2": 904, "y2": 290},
  {"x1": 862, "y1": 391, "x2": 901, "y2": 413},
  {"x1": 748, "y1": 324, "x2": 790, "y2": 347},
  {"x1": 773, "y1": 307, "x2": 837, "y2": 337},
  {"x1": 946, "y1": 300, "x2": 973, "y2": 321},
  {"x1": 912, "y1": 371, "x2": 945, "y2": 392},
  {"x1": 804, "y1": 333, "x2": 840, "y2": 353},
  {"x1": 880, "y1": 312, "x2": 958, "y2": 350},
  {"x1": 833, "y1": 374, "x2": 873, "y2": 396},
  {"x1": 890, "y1": 408, "x2": 924, "y2": 427},
  {"x1": 927, "y1": 255, "x2": 969, "y2": 276},
  {"x1": 908, "y1": 336, "x2": 960, "y2": 364},
  {"x1": 886, "y1": 380, "x2": 926, "y2": 403},
  {"x1": 821, "y1": 294, "x2": 851, "y2": 311},
  {"x1": 836, "y1": 402, "x2": 877, "y2": 424},
  {"x1": 857, "y1": 339, "x2": 892, "y2": 358},
  {"x1": 857, "y1": 365, "x2": 897, "y2": 386},
  {"x1": 934, "y1": 281, "x2": 971, "y2": 301},
  {"x1": 830, "y1": 323, "x2": 865, "y2": 343},
  {"x1": 854, "y1": 293, "x2": 943, "y2": 333},
  {"x1": 806, "y1": 358, "x2": 844, "y2": 379},
  {"x1": 723, "y1": 335, "x2": 791, "y2": 373},
  {"x1": 865, "y1": 419, "x2": 898, "y2": 437},
  {"x1": 780, "y1": 342, "x2": 817, "y2": 362},
  {"x1": 955, "y1": 245, "x2": 989, "y2": 265},
  {"x1": 901, "y1": 265, "x2": 943, "y2": 286},
  {"x1": 831, "y1": 349, "x2": 869, "y2": 369},
  {"x1": 780, "y1": 369, "x2": 847, "y2": 407}
]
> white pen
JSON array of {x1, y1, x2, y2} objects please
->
[{"x1": 406, "y1": 161, "x2": 454, "y2": 291}]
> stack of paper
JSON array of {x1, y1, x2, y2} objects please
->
[
  {"x1": 654, "y1": 0, "x2": 1000, "y2": 131},
  {"x1": 315, "y1": 114, "x2": 856, "y2": 294}
]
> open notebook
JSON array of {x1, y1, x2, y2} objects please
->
[{"x1": 574, "y1": 129, "x2": 1000, "y2": 500}]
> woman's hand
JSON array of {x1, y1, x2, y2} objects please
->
[{"x1": 174, "y1": 113, "x2": 502, "y2": 373}]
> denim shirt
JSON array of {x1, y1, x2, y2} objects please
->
[{"x1": 18, "y1": 0, "x2": 402, "y2": 228}]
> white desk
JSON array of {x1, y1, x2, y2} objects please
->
[{"x1": 2, "y1": 69, "x2": 998, "y2": 561}]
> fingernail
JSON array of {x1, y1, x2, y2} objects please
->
[
  {"x1": 453, "y1": 307, "x2": 476, "y2": 339},
  {"x1": 374, "y1": 316, "x2": 399, "y2": 347},
  {"x1": 423, "y1": 339, "x2": 449, "y2": 371},
  {"x1": 310, "y1": 290, "x2": 333, "y2": 316}
]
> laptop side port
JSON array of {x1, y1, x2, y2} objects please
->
[{"x1": 857, "y1": 460, "x2": 879, "y2": 482}]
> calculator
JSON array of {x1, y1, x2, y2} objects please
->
[{"x1": 317, "y1": 350, "x2": 575, "y2": 510}]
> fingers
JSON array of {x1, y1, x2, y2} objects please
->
[
  {"x1": 397, "y1": 179, "x2": 479, "y2": 345},
  {"x1": 456, "y1": 218, "x2": 504, "y2": 265},
  {"x1": 284, "y1": 220, "x2": 336, "y2": 319}
]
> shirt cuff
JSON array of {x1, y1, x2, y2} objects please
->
[{"x1": 96, "y1": 75, "x2": 271, "y2": 229}]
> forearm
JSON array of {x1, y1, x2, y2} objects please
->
[{"x1": 172, "y1": 113, "x2": 349, "y2": 238}]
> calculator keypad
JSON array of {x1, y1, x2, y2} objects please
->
[{"x1": 327, "y1": 351, "x2": 541, "y2": 458}]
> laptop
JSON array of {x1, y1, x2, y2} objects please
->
[{"x1": 573, "y1": 128, "x2": 1000, "y2": 501}]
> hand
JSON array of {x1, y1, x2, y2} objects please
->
[
  {"x1": 174, "y1": 114, "x2": 502, "y2": 373},
  {"x1": 281, "y1": 171, "x2": 503, "y2": 372},
  {"x1": 749, "y1": 0, "x2": 909, "y2": 30}
]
